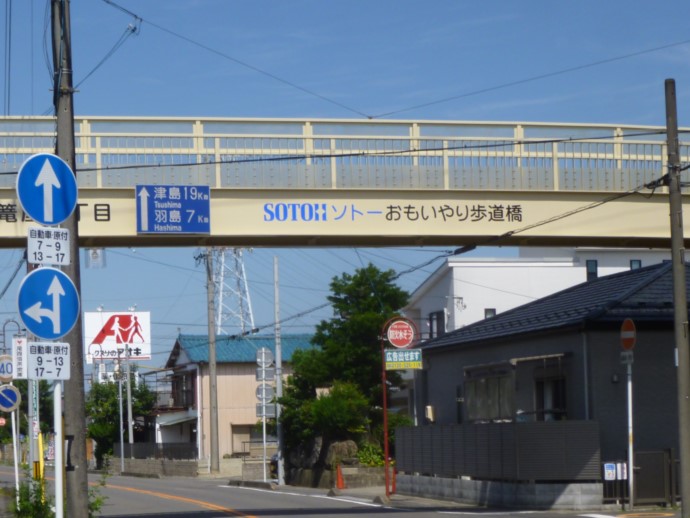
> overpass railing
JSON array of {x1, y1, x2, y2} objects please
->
[{"x1": 0, "y1": 117, "x2": 687, "y2": 192}]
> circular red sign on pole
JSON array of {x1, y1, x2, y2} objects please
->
[
  {"x1": 621, "y1": 318, "x2": 636, "y2": 350},
  {"x1": 386, "y1": 318, "x2": 416, "y2": 348}
]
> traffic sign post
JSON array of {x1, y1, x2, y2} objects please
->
[
  {"x1": 0, "y1": 384, "x2": 21, "y2": 413},
  {"x1": 11, "y1": 336, "x2": 27, "y2": 380},
  {"x1": 385, "y1": 317, "x2": 417, "y2": 349},
  {"x1": 27, "y1": 226, "x2": 71, "y2": 266},
  {"x1": 27, "y1": 343, "x2": 70, "y2": 381},
  {"x1": 0, "y1": 355, "x2": 13, "y2": 383},
  {"x1": 136, "y1": 185, "x2": 210, "y2": 234},
  {"x1": 621, "y1": 318, "x2": 636, "y2": 350},
  {"x1": 17, "y1": 267, "x2": 80, "y2": 341},
  {"x1": 380, "y1": 316, "x2": 418, "y2": 499},
  {"x1": 16, "y1": 153, "x2": 78, "y2": 225}
]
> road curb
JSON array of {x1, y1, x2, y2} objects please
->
[{"x1": 227, "y1": 479, "x2": 276, "y2": 490}]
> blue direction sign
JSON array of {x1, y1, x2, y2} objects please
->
[
  {"x1": 0, "y1": 384, "x2": 21, "y2": 412},
  {"x1": 16, "y1": 153, "x2": 78, "y2": 225},
  {"x1": 136, "y1": 185, "x2": 210, "y2": 234},
  {"x1": 17, "y1": 267, "x2": 80, "y2": 340}
]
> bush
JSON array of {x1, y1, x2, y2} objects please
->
[
  {"x1": 357, "y1": 442, "x2": 384, "y2": 467},
  {"x1": 11, "y1": 476, "x2": 54, "y2": 518}
]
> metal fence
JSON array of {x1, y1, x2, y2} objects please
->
[
  {"x1": 0, "y1": 116, "x2": 688, "y2": 193},
  {"x1": 114, "y1": 442, "x2": 198, "y2": 460},
  {"x1": 396, "y1": 421, "x2": 601, "y2": 482}
]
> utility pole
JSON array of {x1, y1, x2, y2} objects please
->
[
  {"x1": 274, "y1": 257, "x2": 285, "y2": 485},
  {"x1": 665, "y1": 78, "x2": 690, "y2": 518},
  {"x1": 205, "y1": 249, "x2": 220, "y2": 473},
  {"x1": 51, "y1": 1, "x2": 89, "y2": 515}
]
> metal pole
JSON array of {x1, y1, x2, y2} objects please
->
[
  {"x1": 666, "y1": 78, "x2": 690, "y2": 518},
  {"x1": 11, "y1": 409, "x2": 18, "y2": 510},
  {"x1": 381, "y1": 337, "x2": 390, "y2": 499},
  {"x1": 262, "y1": 380, "x2": 267, "y2": 482},
  {"x1": 54, "y1": 381, "x2": 63, "y2": 518},
  {"x1": 125, "y1": 343, "x2": 134, "y2": 449},
  {"x1": 626, "y1": 361, "x2": 634, "y2": 509},
  {"x1": 274, "y1": 257, "x2": 285, "y2": 485},
  {"x1": 118, "y1": 359, "x2": 124, "y2": 474}
]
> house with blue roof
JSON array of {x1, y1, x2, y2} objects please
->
[
  {"x1": 401, "y1": 261, "x2": 688, "y2": 505},
  {"x1": 154, "y1": 333, "x2": 314, "y2": 462}
]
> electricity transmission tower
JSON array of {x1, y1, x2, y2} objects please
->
[{"x1": 212, "y1": 248, "x2": 255, "y2": 336}]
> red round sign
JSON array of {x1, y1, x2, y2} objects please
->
[
  {"x1": 621, "y1": 318, "x2": 636, "y2": 350},
  {"x1": 386, "y1": 319, "x2": 416, "y2": 348},
  {"x1": 0, "y1": 417, "x2": 6, "y2": 427}
]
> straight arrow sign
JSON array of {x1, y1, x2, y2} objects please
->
[
  {"x1": 138, "y1": 187, "x2": 150, "y2": 231},
  {"x1": 35, "y1": 159, "x2": 61, "y2": 223}
]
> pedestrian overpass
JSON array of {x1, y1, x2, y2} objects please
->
[{"x1": 0, "y1": 116, "x2": 688, "y2": 249}]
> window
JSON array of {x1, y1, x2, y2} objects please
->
[
  {"x1": 586, "y1": 259, "x2": 598, "y2": 281},
  {"x1": 630, "y1": 259, "x2": 642, "y2": 270},
  {"x1": 484, "y1": 308, "x2": 496, "y2": 319},
  {"x1": 465, "y1": 367, "x2": 513, "y2": 422},
  {"x1": 428, "y1": 310, "x2": 445, "y2": 338},
  {"x1": 535, "y1": 377, "x2": 566, "y2": 421}
]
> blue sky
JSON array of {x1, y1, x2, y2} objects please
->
[{"x1": 2, "y1": 0, "x2": 689, "y2": 369}]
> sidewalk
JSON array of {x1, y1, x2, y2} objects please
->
[{"x1": 228, "y1": 479, "x2": 475, "y2": 511}]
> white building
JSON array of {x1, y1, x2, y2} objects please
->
[{"x1": 404, "y1": 247, "x2": 671, "y2": 339}]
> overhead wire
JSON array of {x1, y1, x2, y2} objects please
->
[
  {"x1": 97, "y1": 1, "x2": 690, "y2": 120},
  {"x1": 100, "y1": 0, "x2": 370, "y2": 119},
  {"x1": 372, "y1": 38, "x2": 690, "y2": 119}
]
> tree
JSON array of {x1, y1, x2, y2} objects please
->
[
  {"x1": 85, "y1": 376, "x2": 155, "y2": 468},
  {"x1": 279, "y1": 263, "x2": 409, "y2": 454}
]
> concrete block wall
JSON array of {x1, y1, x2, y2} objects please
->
[
  {"x1": 396, "y1": 473, "x2": 605, "y2": 510},
  {"x1": 121, "y1": 458, "x2": 198, "y2": 477}
]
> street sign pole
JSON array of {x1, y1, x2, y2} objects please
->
[
  {"x1": 54, "y1": 381, "x2": 63, "y2": 518},
  {"x1": 380, "y1": 317, "x2": 418, "y2": 499},
  {"x1": 620, "y1": 318, "x2": 636, "y2": 510},
  {"x1": 626, "y1": 356, "x2": 634, "y2": 510}
]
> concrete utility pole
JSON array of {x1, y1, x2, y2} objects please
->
[
  {"x1": 274, "y1": 257, "x2": 285, "y2": 485},
  {"x1": 665, "y1": 78, "x2": 690, "y2": 518},
  {"x1": 51, "y1": 0, "x2": 89, "y2": 515},
  {"x1": 205, "y1": 248, "x2": 220, "y2": 473}
]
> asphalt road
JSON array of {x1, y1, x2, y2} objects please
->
[{"x1": 0, "y1": 466, "x2": 682, "y2": 518}]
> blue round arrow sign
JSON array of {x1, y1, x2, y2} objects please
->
[
  {"x1": 18, "y1": 267, "x2": 80, "y2": 340},
  {"x1": 0, "y1": 384, "x2": 21, "y2": 413},
  {"x1": 16, "y1": 153, "x2": 78, "y2": 225}
]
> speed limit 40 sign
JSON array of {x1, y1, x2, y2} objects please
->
[{"x1": 0, "y1": 355, "x2": 13, "y2": 382}]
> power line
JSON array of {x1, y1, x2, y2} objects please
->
[
  {"x1": 372, "y1": 38, "x2": 690, "y2": 119},
  {"x1": 78, "y1": 3, "x2": 690, "y2": 120},
  {"x1": 100, "y1": 0, "x2": 370, "y2": 119}
]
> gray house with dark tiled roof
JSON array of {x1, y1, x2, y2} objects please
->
[{"x1": 413, "y1": 260, "x2": 685, "y2": 462}]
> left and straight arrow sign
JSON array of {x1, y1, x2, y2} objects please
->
[{"x1": 18, "y1": 268, "x2": 80, "y2": 341}]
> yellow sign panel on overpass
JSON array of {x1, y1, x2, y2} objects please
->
[{"x1": 0, "y1": 187, "x2": 682, "y2": 249}]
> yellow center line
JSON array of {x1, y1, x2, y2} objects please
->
[{"x1": 105, "y1": 482, "x2": 257, "y2": 517}]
